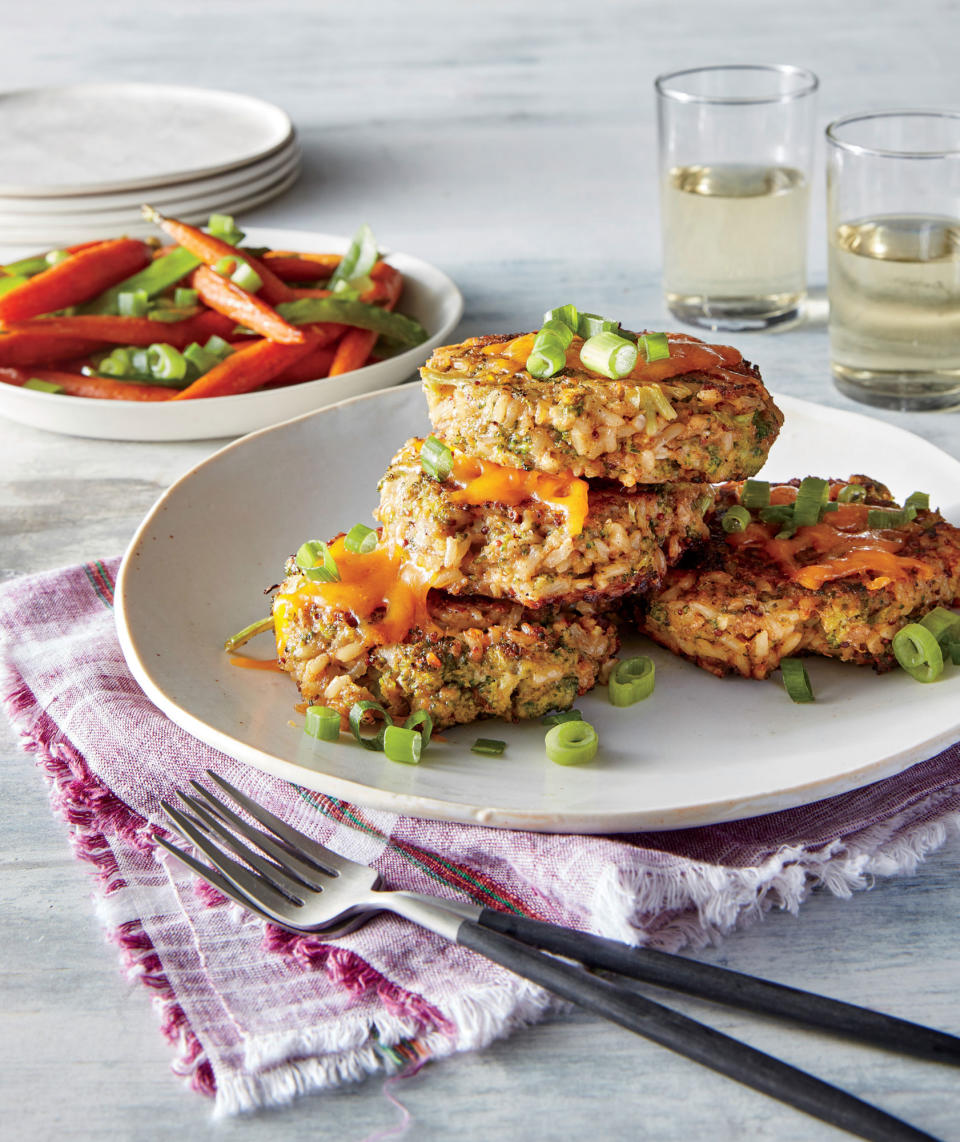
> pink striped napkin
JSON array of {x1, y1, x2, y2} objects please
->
[{"x1": 3, "y1": 558, "x2": 960, "y2": 1115}]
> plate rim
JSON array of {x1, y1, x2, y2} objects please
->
[
  {"x1": 0, "y1": 83, "x2": 294, "y2": 197},
  {"x1": 115, "y1": 386, "x2": 960, "y2": 833}
]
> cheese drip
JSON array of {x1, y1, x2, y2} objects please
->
[{"x1": 274, "y1": 535, "x2": 434, "y2": 651}]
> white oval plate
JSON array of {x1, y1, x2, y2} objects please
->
[
  {"x1": 0, "y1": 84, "x2": 293, "y2": 196},
  {"x1": 116, "y1": 386, "x2": 960, "y2": 833},
  {"x1": 0, "y1": 227, "x2": 463, "y2": 441}
]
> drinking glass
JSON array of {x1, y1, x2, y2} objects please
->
[
  {"x1": 826, "y1": 110, "x2": 960, "y2": 411},
  {"x1": 655, "y1": 65, "x2": 818, "y2": 331}
]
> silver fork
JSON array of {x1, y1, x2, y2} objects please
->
[{"x1": 155, "y1": 772, "x2": 952, "y2": 1142}]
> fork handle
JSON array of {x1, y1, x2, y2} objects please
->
[
  {"x1": 457, "y1": 922, "x2": 938, "y2": 1142},
  {"x1": 476, "y1": 909, "x2": 960, "y2": 1066}
]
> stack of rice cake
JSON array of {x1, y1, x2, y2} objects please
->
[{"x1": 273, "y1": 326, "x2": 783, "y2": 729}]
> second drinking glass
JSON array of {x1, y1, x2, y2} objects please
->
[{"x1": 655, "y1": 65, "x2": 818, "y2": 331}]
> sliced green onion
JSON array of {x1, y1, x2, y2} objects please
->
[
  {"x1": 344, "y1": 523, "x2": 378, "y2": 554},
  {"x1": 183, "y1": 342, "x2": 220, "y2": 376},
  {"x1": 541, "y1": 709, "x2": 583, "y2": 726},
  {"x1": 130, "y1": 348, "x2": 151, "y2": 376},
  {"x1": 383, "y1": 725, "x2": 423, "y2": 764},
  {"x1": 760, "y1": 504, "x2": 797, "y2": 537},
  {"x1": 230, "y1": 261, "x2": 262, "y2": 293},
  {"x1": 327, "y1": 223, "x2": 378, "y2": 292},
  {"x1": 540, "y1": 319, "x2": 574, "y2": 350},
  {"x1": 147, "y1": 343, "x2": 188, "y2": 382},
  {"x1": 403, "y1": 709, "x2": 434, "y2": 748},
  {"x1": 780, "y1": 658, "x2": 814, "y2": 703},
  {"x1": 543, "y1": 304, "x2": 579, "y2": 332},
  {"x1": 948, "y1": 640, "x2": 960, "y2": 667},
  {"x1": 421, "y1": 435, "x2": 453, "y2": 481},
  {"x1": 641, "y1": 332, "x2": 671, "y2": 362},
  {"x1": 919, "y1": 606, "x2": 960, "y2": 646},
  {"x1": 204, "y1": 334, "x2": 234, "y2": 359},
  {"x1": 867, "y1": 507, "x2": 913, "y2": 529},
  {"x1": 740, "y1": 479, "x2": 770, "y2": 509},
  {"x1": 276, "y1": 296, "x2": 427, "y2": 347},
  {"x1": 526, "y1": 343, "x2": 566, "y2": 379},
  {"x1": 97, "y1": 348, "x2": 135, "y2": 378},
  {"x1": 793, "y1": 477, "x2": 830, "y2": 527},
  {"x1": 0, "y1": 274, "x2": 29, "y2": 297},
  {"x1": 23, "y1": 378, "x2": 64, "y2": 394},
  {"x1": 349, "y1": 700, "x2": 393, "y2": 751},
  {"x1": 576, "y1": 312, "x2": 619, "y2": 339},
  {"x1": 223, "y1": 615, "x2": 274, "y2": 652},
  {"x1": 892, "y1": 623, "x2": 944, "y2": 683},
  {"x1": 821, "y1": 502, "x2": 839, "y2": 514},
  {"x1": 721, "y1": 506, "x2": 751, "y2": 533},
  {"x1": 580, "y1": 332, "x2": 638, "y2": 380},
  {"x1": 213, "y1": 255, "x2": 238, "y2": 276},
  {"x1": 81, "y1": 246, "x2": 202, "y2": 315},
  {"x1": 117, "y1": 288, "x2": 149, "y2": 317},
  {"x1": 471, "y1": 738, "x2": 506, "y2": 755},
  {"x1": 609, "y1": 656, "x2": 655, "y2": 707},
  {"x1": 45, "y1": 249, "x2": 70, "y2": 267},
  {"x1": 545, "y1": 719, "x2": 599, "y2": 765},
  {"x1": 838, "y1": 484, "x2": 866, "y2": 503},
  {"x1": 207, "y1": 213, "x2": 245, "y2": 244},
  {"x1": 904, "y1": 491, "x2": 930, "y2": 512},
  {"x1": 174, "y1": 287, "x2": 199, "y2": 308},
  {"x1": 295, "y1": 539, "x2": 340, "y2": 583},
  {"x1": 304, "y1": 705, "x2": 341, "y2": 741}
]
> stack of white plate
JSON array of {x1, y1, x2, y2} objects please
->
[{"x1": 0, "y1": 84, "x2": 301, "y2": 248}]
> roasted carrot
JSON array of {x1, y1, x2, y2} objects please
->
[
  {"x1": 0, "y1": 332, "x2": 107, "y2": 367},
  {"x1": 0, "y1": 238, "x2": 151, "y2": 323},
  {"x1": 0, "y1": 366, "x2": 173, "y2": 401},
  {"x1": 0, "y1": 310, "x2": 236, "y2": 349},
  {"x1": 260, "y1": 344, "x2": 336, "y2": 388},
  {"x1": 171, "y1": 337, "x2": 314, "y2": 400},
  {"x1": 190, "y1": 265, "x2": 304, "y2": 345},
  {"x1": 262, "y1": 252, "x2": 341, "y2": 282},
  {"x1": 328, "y1": 262, "x2": 403, "y2": 376},
  {"x1": 142, "y1": 207, "x2": 295, "y2": 304}
]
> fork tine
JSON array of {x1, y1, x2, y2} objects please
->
[
  {"x1": 187, "y1": 782, "x2": 331, "y2": 890},
  {"x1": 204, "y1": 770, "x2": 353, "y2": 873},
  {"x1": 160, "y1": 800, "x2": 294, "y2": 916},
  {"x1": 177, "y1": 791, "x2": 317, "y2": 899},
  {"x1": 154, "y1": 832, "x2": 287, "y2": 925}
]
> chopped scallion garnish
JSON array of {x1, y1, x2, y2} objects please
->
[
  {"x1": 23, "y1": 378, "x2": 64, "y2": 394},
  {"x1": 541, "y1": 709, "x2": 583, "y2": 726},
  {"x1": 327, "y1": 223, "x2": 378, "y2": 292},
  {"x1": 580, "y1": 331, "x2": 638, "y2": 380},
  {"x1": 540, "y1": 319, "x2": 574, "y2": 350},
  {"x1": 45, "y1": 249, "x2": 70, "y2": 267},
  {"x1": 230, "y1": 260, "x2": 262, "y2": 293},
  {"x1": 349, "y1": 700, "x2": 393, "y2": 751},
  {"x1": 904, "y1": 491, "x2": 930, "y2": 512},
  {"x1": 892, "y1": 623, "x2": 944, "y2": 683},
  {"x1": 403, "y1": 709, "x2": 434, "y2": 748},
  {"x1": 792, "y1": 477, "x2": 830, "y2": 527},
  {"x1": 837, "y1": 484, "x2": 866, "y2": 503},
  {"x1": 383, "y1": 724, "x2": 423, "y2": 764},
  {"x1": 740, "y1": 479, "x2": 770, "y2": 509},
  {"x1": 608, "y1": 656, "x2": 655, "y2": 707},
  {"x1": 543, "y1": 304, "x2": 579, "y2": 332},
  {"x1": 174, "y1": 287, "x2": 199, "y2": 308},
  {"x1": 223, "y1": 615, "x2": 274, "y2": 652},
  {"x1": 207, "y1": 213, "x2": 245, "y2": 244},
  {"x1": 421, "y1": 435, "x2": 453, "y2": 481},
  {"x1": 545, "y1": 719, "x2": 599, "y2": 765},
  {"x1": 780, "y1": 658, "x2": 814, "y2": 703},
  {"x1": 147, "y1": 343, "x2": 187, "y2": 382},
  {"x1": 471, "y1": 738, "x2": 506, "y2": 755},
  {"x1": 641, "y1": 332, "x2": 671, "y2": 362},
  {"x1": 117, "y1": 288, "x2": 149, "y2": 317},
  {"x1": 576, "y1": 312, "x2": 619, "y2": 339},
  {"x1": 344, "y1": 523, "x2": 378, "y2": 554},
  {"x1": 304, "y1": 705, "x2": 341, "y2": 741},
  {"x1": 867, "y1": 507, "x2": 916, "y2": 530},
  {"x1": 295, "y1": 539, "x2": 340, "y2": 582},
  {"x1": 721, "y1": 505, "x2": 751, "y2": 533},
  {"x1": 919, "y1": 606, "x2": 960, "y2": 647}
]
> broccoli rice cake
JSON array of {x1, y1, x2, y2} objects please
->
[
  {"x1": 274, "y1": 572, "x2": 620, "y2": 729},
  {"x1": 421, "y1": 331, "x2": 782, "y2": 486},
  {"x1": 638, "y1": 477, "x2": 960, "y2": 678},
  {"x1": 375, "y1": 437, "x2": 714, "y2": 607}
]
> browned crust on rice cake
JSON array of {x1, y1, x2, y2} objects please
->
[
  {"x1": 638, "y1": 476, "x2": 960, "y2": 678},
  {"x1": 421, "y1": 332, "x2": 782, "y2": 485},
  {"x1": 375, "y1": 438, "x2": 714, "y2": 607},
  {"x1": 274, "y1": 583, "x2": 620, "y2": 729}
]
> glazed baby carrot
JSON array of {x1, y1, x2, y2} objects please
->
[
  {"x1": 0, "y1": 238, "x2": 151, "y2": 323},
  {"x1": 0, "y1": 366, "x2": 173, "y2": 401},
  {"x1": 261, "y1": 344, "x2": 336, "y2": 387},
  {"x1": 329, "y1": 263, "x2": 403, "y2": 375},
  {"x1": 262, "y1": 252, "x2": 342, "y2": 282},
  {"x1": 0, "y1": 310, "x2": 236, "y2": 349},
  {"x1": 190, "y1": 265, "x2": 305, "y2": 345},
  {"x1": 142, "y1": 206, "x2": 295, "y2": 304},
  {"x1": 171, "y1": 337, "x2": 314, "y2": 400},
  {"x1": 0, "y1": 331, "x2": 106, "y2": 366}
]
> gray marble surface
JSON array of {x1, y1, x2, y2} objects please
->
[{"x1": 2, "y1": 2, "x2": 960, "y2": 1139}]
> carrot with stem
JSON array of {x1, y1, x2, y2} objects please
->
[
  {"x1": 171, "y1": 337, "x2": 315, "y2": 400},
  {"x1": 0, "y1": 366, "x2": 173, "y2": 401},
  {"x1": 0, "y1": 238, "x2": 152, "y2": 323},
  {"x1": 190, "y1": 265, "x2": 304, "y2": 345}
]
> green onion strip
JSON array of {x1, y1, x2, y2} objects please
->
[
  {"x1": 893, "y1": 623, "x2": 944, "y2": 683},
  {"x1": 580, "y1": 332, "x2": 638, "y2": 380},
  {"x1": 780, "y1": 658, "x2": 814, "y2": 703},
  {"x1": 420, "y1": 435, "x2": 453, "y2": 481},
  {"x1": 383, "y1": 725, "x2": 423, "y2": 765},
  {"x1": 295, "y1": 540, "x2": 340, "y2": 582},
  {"x1": 349, "y1": 700, "x2": 394, "y2": 751}
]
